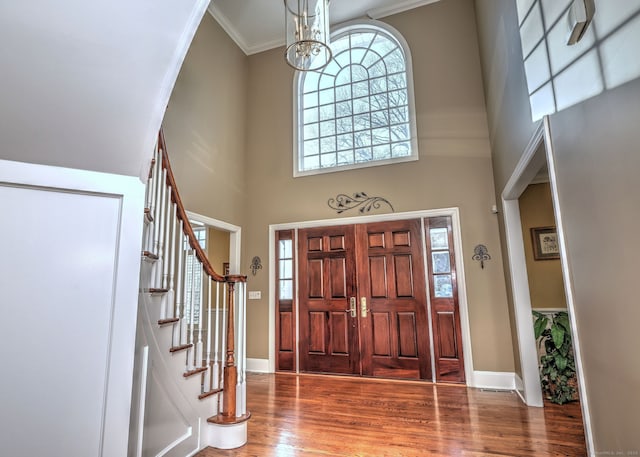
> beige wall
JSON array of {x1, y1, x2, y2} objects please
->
[
  {"x1": 518, "y1": 183, "x2": 566, "y2": 310},
  {"x1": 207, "y1": 227, "x2": 230, "y2": 274},
  {"x1": 475, "y1": 0, "x2": 640, "y2": 452},
  {"x1": 163, "y1": 14, "x2": 248, "y2": 227},
  {"x1": 243, "y1": 0, "x2": 514, "y2": 372}
]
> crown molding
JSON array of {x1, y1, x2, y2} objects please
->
[
  {"x1": 367, "y1": 0, "x2": 440, "y2": 19},
  {"x1": 207, "y1": 3, "x2": 250, "y2": 55},
  {"x1": 245, "y1": 37, "x2": 284, "y2": 56},
  {"x1": 208, "y1": 0, "x2": 442, "y2": 56}
]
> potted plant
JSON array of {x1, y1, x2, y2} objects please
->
[{"x1": 533, "y1": 310, "x2": 578, "y2": 404}]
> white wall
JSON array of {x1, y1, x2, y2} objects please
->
[
  {"x1": 0, "y1": 0, "x2": 209, "y2": 180},
  {"x1": 516, "y1": 0, "x2": 640, "y2": 119},
  {"x1": 0, "y1": 159, "x2": 144, "y2": 457}
]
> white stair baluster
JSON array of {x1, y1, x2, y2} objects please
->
[
  {"x1": 204, "y1": 277, "x2": 213, "y2": 392},
  {"x1": 179, "y1": 248, "x2": 189, "y2": 347},
  {"x1": 219, "y1": 282, "x2": 227, "y2": 389},
  {"x1": 235, "y1": 282, "x2": 247, "y2": 416},
  {"x1": 159, "y1": 186, "x2": 172, "y2": 319},
  {"x1": 167, "y1": 203, "x2": 177, "y2": 319},
  {"x1": 154, "y1": 169, "x2": 167, "y2": 287},
  {"x1": 213, "y1": 281, "x2": 220, "y2": 389},
  {"x1": 195, "y1": 264, "x2": 204, "y2": 369},
  {"x1": 173, "y1": 221, "x2": 185, "y2": 347},
  {"x1": 186, "y1": 250, "x2": 196, "y2": 371}
]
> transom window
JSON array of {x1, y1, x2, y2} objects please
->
[{"x1": 294, "y1": 22, "x2": 418, "y2": 176}]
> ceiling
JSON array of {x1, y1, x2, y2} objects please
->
[{"x1": 208, "y1": 0, "x2": 441, "y2": 55}]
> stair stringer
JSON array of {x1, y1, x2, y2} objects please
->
[{"x1": 129, "y1": 258, "x2": 236, "y2": 457}]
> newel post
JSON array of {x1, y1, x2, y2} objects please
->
[{"x1": 221, "y1": 280, "x2": 237, "y2": 420}]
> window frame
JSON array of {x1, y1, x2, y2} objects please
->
[{"x1": 293, "y1": 20, "x2": 419, "y2": 177}]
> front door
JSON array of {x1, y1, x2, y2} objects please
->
[
  {"x1": 298, "y1": 225, "x2": 360, "y2": 374},
  {"x1": 356, "y1": 219, "x2": 431, "y2": 379},
  {"x1": 298, "y1": 219, "x2": 431, "y2": 380}
]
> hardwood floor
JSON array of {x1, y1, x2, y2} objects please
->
[{"x1": 197, "y1": 373, "x2": 586, "y2": 456}]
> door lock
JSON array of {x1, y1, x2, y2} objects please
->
[
  {"x1": 346, "y1": 297, "x2": 357, "y2": 318},
  {"x1": 360, "y1": 297, "x2": 369, "y2": 318}
]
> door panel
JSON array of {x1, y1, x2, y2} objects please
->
[
  {"x1": 425, "y1": 216, "x2": 465, "y2": 383},
  {"x1": 298, "y1": 225, "x2": 359, "y2": 374},
  {"x1": 356, "y1": 219, "x2": 432, "y2": 380}
]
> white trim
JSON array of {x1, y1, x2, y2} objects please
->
[
  {"x1": 185, "y1": 211, "x2": 242, "y2": 275},
  {"x1": 532, "y1": 307, "x2": 567, "y2": 314},
  {"x1": 206, "y1": 1, "x2": 443, "y2": 56},
  {"x1": 420, "y1": 218, "x2": 437, "y2": 381},
  {"x1": 500, "y1": 118, "x2": 593, "y2": 452},
  {"x1": 449, "y1": 209, "x2": 475, "y2": 386},
  {"x1": 514, "y1": 373, "x2": 526, "y2": 403},
  {"x1": 367, "y1": 0, "x2": 442, "y2": 20},
  {"x1": 472, "y1": 371, "x2": 516, "y2": 390},
  {"x1": 544, "y1": 117, "x2": 594, "y2": 456},
  {"x1": 157, "y1": 427, "x2": 193, "y2": 457},
  {"x1": 135, "y1": 346, "x2": 150, "y2": 457},
  {"x1": 268, "y1": 207, "x2": 474, "y2": 382},
  {"x1": 207, "y1": 3, "x2": 284, "y2": 56},
  {"x1": 293, "y1": 20, "x2": 419, "y2": 178},
  {"x1": 207, "y1": 3, "x2": 250, "y2": 55},
  {"x1": 500, "y1": 122, "x2": 545, "y2": 408},
  {"x1": 246, "y1": 358, "x2": 270, "y2": 373}
]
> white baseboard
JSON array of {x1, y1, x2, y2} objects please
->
[
  {"x1": 472, "y1": 371, "x2": 516, "y2": 390},
  {"x1": 246, "y1": 358, "x2": 270, "y2": 373},
  {"x1": 513, "y1": 373, "x2": 526, "y2": 403}
]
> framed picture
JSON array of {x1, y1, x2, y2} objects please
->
[
  {"x1": 223, "y1": 262, "x2": 230, "y2": 275},
  {"x1": 531, "y1": 226, "x2": 560, "y2": 260}
]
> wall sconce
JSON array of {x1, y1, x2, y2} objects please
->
[
  {"x1": 472, "y1": 244, "x2": 491, "y2": 269},
  {"x1": 250, "y1": 256, "x2": 262, "y2": 276}
]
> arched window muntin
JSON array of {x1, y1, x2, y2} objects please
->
[{"x1": 294, "y1": 20, "x2": 419, "y2": 177}]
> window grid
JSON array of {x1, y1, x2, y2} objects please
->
[{"x1": 297, "y1": 25, "x2": 414, "y2": 174}]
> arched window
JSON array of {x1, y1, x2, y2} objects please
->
[{"x1": 294, "y1": 21, "x2": 418, "y2": 176}]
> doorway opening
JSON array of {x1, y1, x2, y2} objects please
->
[{"x1": 500, "y1": 118, "x2": 592, "y2": 451}]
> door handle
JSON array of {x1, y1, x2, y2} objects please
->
[
  {"x1": 345, "y1": 297, "x2": 357, "y2": 318},
  {"x1": 360, "y1": 297, "x2": 369, "y2": 318}
]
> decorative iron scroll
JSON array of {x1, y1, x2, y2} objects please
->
[
  {"x1": 327, "y1": 192, "x2": 394, "y2": 214},
  {"x1": 472, "y1": 244, "x2": 491, "y2": 269}
]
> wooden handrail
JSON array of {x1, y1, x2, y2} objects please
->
[
  {"x1": 157, "y1": 128, "x2": 248, "y2": 424},
  {"x1": 158, "y1": 130, "x2": 246, "y2": 285}
]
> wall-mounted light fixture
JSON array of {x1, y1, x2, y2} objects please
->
[
  {"x1": 284, "y1": 0, "x2": 332, "y2": 71},
  {"x1": 250, "y1": 256, "x2": 262, "y2": 276},
  {"x1": 566, "y1": 0, "x2": 595, "y2": 45},
  {"x1": 472, "y1": 244, "x2": 491, "y2": 269}
]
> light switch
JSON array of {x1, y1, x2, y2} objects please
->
[{"x1": 248, "y1": 291, "x2": 261, "y2": 300}]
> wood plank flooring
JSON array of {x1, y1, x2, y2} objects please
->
[{"x1": 197, "y1": 373, "x2": 586, "y2": 456}]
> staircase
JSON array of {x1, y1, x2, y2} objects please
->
[{"x1": 128, "y1": 130, "x2": 250, "y2": 456}]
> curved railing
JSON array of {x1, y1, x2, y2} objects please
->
[{"x1": 143, "y1": 130, "x2": 249, "y2": 424}]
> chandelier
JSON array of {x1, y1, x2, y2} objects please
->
[{"x1": 284, "y1": 0, "x2": 332, "y2": 71}]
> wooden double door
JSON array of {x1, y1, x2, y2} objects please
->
[{"x1": 298, "y1": 219, "x2": 434, "y2": 380}]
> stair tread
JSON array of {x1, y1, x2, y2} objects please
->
[
  {"x1": 183, "y1": 366, "x2": 208, "y2": 378},
  {"x1": 158, "y1": 317, "x2": 179, "y2": 326},
  {"x1": 142, "y1": 251, "x2": 158, "y2": 260},
  {"x1": 169, "y1": 343, "x2": 193, "y2": 353},
  {"x1": 198, "y1": 388, "x2": 223, "y2": 400},
  {"x1": 148, "y1": 287, "x2": 168, "y2": 294}
]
